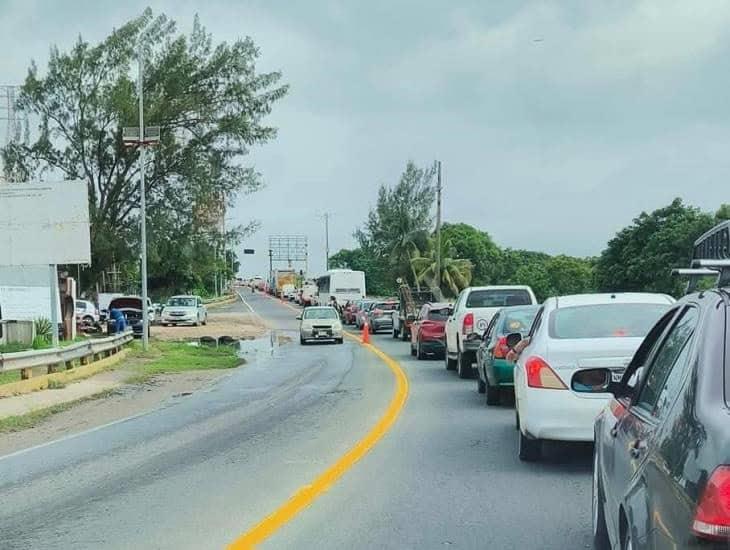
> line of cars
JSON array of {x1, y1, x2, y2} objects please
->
[{"x1": 358, "y1": 218, "x2": 730, "y2": 549}]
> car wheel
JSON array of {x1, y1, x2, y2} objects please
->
[
  {"x1": 202, "y1": 316, "x2": 207, "y2": 326},
  {"x1": 593, "y1": 450, "x2": 611, "y2": 550},
  {"x1": 392, "y1": 327, "x2": 399, "y2": 339},
  {"x1": 486, "y1": 380, "x2": 500, "y2": 406},
  {"x1": 300, "y1": 336, "x2": 307, "y2": 345},
  {"x1": 518, "y1": 430, "x2": 542, "y2": 462},
  {"x1": 83, "y1": 315, "x2": 94, "y2": 324},
  {"x1": 410, "y1": 343, "x2": 416, "y2": 356},
  {"x1": 336, "y1": 337, "x2": 344, "y2": 344},
  {"x1": 416, "y1": 341, "x2": 426, "y2": 360},
  {"x1": 445, "y1": 350, "x2": 457, "y2": 371},
  {"x1": 477, "y1": 374, "x2": 486, "y2": 394},
  {"x1": 457, "y1": 350, "x2": 473, "y2": 379},
  {"x1": 401, "y1": 328, "x2": 408, "y2": 342}
]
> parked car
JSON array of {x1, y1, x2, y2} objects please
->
[
  {"x1": 476, "y1": 305, "x2": 539, "y2": 405},
  {"x1": 445, "y1": 285, "x2": 537, "y2": 379},
  {"x1": 107, "y1": 296, "x2": 149, "y2": 338},
  {"x1": 75, "y1": 299, "x2": 100, "y2": 325},
  {"x1": 409, "y1": 302, "x2": 451, "y2": 359},
  {"x1": 510, "y1": 292, "x2": 674, "y2": 462},
  {"x1": 366, "y1": 300, "x2": 399, "y2": 334},
  {"x1": 161, "y1": 295, "x2": 208, "y2": 326},
  {"x1": 297, "y1": 306, "x2": 343, "y2": 344},
  {"x1": 355, "y1": 300, "x2": 376, "y2": 329}
]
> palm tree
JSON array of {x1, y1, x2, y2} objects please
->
[
  {"x1": 391, "y1": 229, "x2": 429, "y2": 291},
  {"x1": 411, "y1": 238, "x2": 473, "y2": 297}
]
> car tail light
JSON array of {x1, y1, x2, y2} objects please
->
[
  {"x1": 525, "y1": 356, "x2": 567, "y2": 390},
  {"x1": 462, "y1": 313, "x2": 474, "y2": 335},
  {"x1": 494, "y1": 336, "x2": 510, "y2": 359},
  {"x1": 693, "y1": 466, "x2": 730, "y2": 540}
]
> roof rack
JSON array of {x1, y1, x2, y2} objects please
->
[{"x1": 674, "y1": 221, "x2": 730, "y2": 292}]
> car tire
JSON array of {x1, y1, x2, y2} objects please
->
[
  {"x1": 486, "y1": 380, "x2": 500, "y2": 406},
  {"x1": 518, "y1": 431, "x2": 542, "y2": 462},
  {"x1": 410, "y1": 343, "x2": 416, "y2": 356},
  {"x1": 202, "y1": 316, "x2": 207, "y2": 326},
  {"x1": 457, "y1": 350, "x2": 473, "y2": 379},
  {"x1": 401, "y1": 328, "x2": 408, "y2": 342},
  {"x1": 416, "y1": 341, "x2": 426, "y2": 360},
  {"x1": 392, "y1": 328, "x2": 399, "y2": 339},
  {"x1": 83, "y1": 315, "x2": 94, "y2": 324},
  {"x1": 477, "y1": 374, "x2": 486, "y2": 394},
  {"x1": 336, "y1": 338, "x2": 344, "y2": 344},
  {"x1": 300, "y1": 336, "x2": 307, "y2": 345},
  {"x1": 593, "y1": 451, "x2": 611, "y2": 550},
  {"x1": 445, "y1": 350, "x2": 457, "y2": 371}
]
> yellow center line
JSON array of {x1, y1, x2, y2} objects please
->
[{"x1": 227, "y1": 299, "x2": 409, "y2": 549}]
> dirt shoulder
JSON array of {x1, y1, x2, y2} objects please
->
[
  {"x1": 0, "y1": 361, "x2": 234, "y2": 457},
  {"x1": 152, "y1": 312, "x2": 267, "y2": 341}
]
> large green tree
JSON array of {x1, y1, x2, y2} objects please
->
[
  {"x1": 411, "y1": 238, "x2": 473, "y2": 297},
  {"x1": 2, "y1": 9, "x2": 287, "y2": 294},
  {"x1": 439, "y1": 223, "x2": 501, "y2": 285},
  {"x1": 595, "y1": 198, "x2": 716, "y2": 296},
  {"x1": 355, "y1": 160, "x2": 437, "y2": 287}
]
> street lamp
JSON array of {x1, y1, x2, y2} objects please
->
[{"x1": 123, "y1": 44, "x2": 160, "y2": 351}]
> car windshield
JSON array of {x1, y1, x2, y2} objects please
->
[
  {"x1": 427, "y1": 308, "x2": 450, "y2": 321},
  {"x1": 466, "y1": 289, "x2": 532, "y2": 308},
  {"x1": 549, "y1": 303, "x2": 670, "y2": 339},
  {"x1": 303, "y1": 308, "x2": 339, "y2": 320},
  {"x1": 168, "y1": 297, "x2": 196, "y2": 307},
  {"x1": 499, "y1": 307, "x2": 539, "y2": 335}
]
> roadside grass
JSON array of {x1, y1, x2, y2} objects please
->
[
  {"x1": 123, "y1": 341, "x2": 241, "y2": 384},
  {"x1": 0, "y1": 389, "x2": 118, "y2": 434}
]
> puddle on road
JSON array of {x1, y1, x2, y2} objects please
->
[{"x1": 236, "y1": 330, "x2": 293, "y2": 362}]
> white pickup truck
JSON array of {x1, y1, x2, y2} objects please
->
[{"x1": 444, "y1": 286, "x2": 537, "y2": 379}]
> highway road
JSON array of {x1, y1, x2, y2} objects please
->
[{"x1": 0, "y1": 293, "x2": 592, "y2": 549}]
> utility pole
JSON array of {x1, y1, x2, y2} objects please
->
[
  {"x1": 435, "y1": 160, "x2": 442, "y2": 293},
  {"x1": 138, "y1": 46, "x2": 150, "y2": 351},
  {"x1": 324, "y1": 212, "x2": 331, "y2": 271}
]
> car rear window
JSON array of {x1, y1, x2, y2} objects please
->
[
  {"x1": 168, "y1": 297, "x2": 196, "y2": 307},
  {"x1": 427, "y1": 308, "x2": 450, "y2": 321},
  {"x1": 374, "y1": 302, "x2": 398, "y2": 311},
  {"x1": 499, "y1": 308, "x2": 539, "y2": 335},
  {"x1": 304, "y1": 308, "x2": 338, "y2": 320},
  {"x1": 466, "y1": 289, "x2": 532, "y2": 308},
  {"x1": 549, "y1": 303, "x2": 670, "y2": 339}
]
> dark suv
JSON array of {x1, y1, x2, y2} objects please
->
[{"x1": 579, "y1": 220, "x2": 730, "y2": 549}]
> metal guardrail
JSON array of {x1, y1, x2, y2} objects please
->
[{"x1": 0, "y1": 330, "x2": 134, "y2": 373}]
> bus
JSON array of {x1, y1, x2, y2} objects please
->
[{"x1": 316, "y1": 269, "x2": 366, "y2": 307}]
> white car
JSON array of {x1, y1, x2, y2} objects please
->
[
  {"x1": 161, "y1": 295, "x2": 208, "y2": 326},
  {"x1": 298, "y1": 306, "x2": 343, "y2": 344},
  {"x1": 512, "y1": 292, "x2": 674, "y2": 461},
  {"x1": 445, "y1": 286, "x2": 537, "y2": 379},
  {"x1": 75, "y1": 299, "x2": 100, "y2": 324}
]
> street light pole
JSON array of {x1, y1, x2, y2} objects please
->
[
  {"x1": 435, "y1": 160, "x2": 442, "y2": 294},
  {"x1": 324, "y1": 212, "x2": 330, "y2": 271},
  {"x1": 138, "y1": 46, "x2": 150, "y2": 351}
]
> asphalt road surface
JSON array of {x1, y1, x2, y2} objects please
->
[{"x1": 0, "y1": 293, "x2": 592, "y2": 549}]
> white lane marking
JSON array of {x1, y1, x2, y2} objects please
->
[{"x1": 237, "y1": 292, "x2": 255, "y2": 313}]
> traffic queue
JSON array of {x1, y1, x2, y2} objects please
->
[{"x1": 334, "y1": 220, "x2": 730, "y2": 550}]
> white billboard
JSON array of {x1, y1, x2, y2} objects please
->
[{"x1": 0, "y1": 181, "x2": 91, "y2": 266}]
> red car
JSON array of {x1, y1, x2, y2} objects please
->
[
  {"x1": 343, "y1": 301, "x2": 361, "y2": 325},
  {"x1": 410, "y1": 302, "x2": 452, "y2": 359}
]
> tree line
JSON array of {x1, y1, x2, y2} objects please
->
[
  {"x1": 1, "y1": 10, "x2": 287, "y2": 298},
  {"x1": 330, "y1": 161, "x2": 729, "y2": 301}
]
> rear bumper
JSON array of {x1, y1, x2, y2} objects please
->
[
  {"x1": 461, "y1": 336, "x2": 482, "y2": 353},
  {"x1": 419, "y1": 339, "x2": 445, "y2": 354},
  {"x1": 371, "y1": 318, "x2": 394, "y2": 330},
  {"x1": 517, "y1": 387, "x2": 608, "y2": 442},
  {"x1": 490, "y1": 358, "x2": 514, "y2": 385}
]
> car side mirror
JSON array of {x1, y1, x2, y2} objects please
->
[
  {"x1": 505, "y1": 332, "x2": 522, "y2": 350},
  {"x1": 571, "y1": 368, "x2": 616, "y2": 394},
  {"x1": 296, "y1": 315, "x2": 302, "y2": 320}
]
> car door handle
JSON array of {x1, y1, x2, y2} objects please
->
[{"x1": 630, "y1": 440, "x2": 647, "y2": 459}]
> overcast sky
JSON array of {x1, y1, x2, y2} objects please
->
[{"x1": 2, "y1": 0, "x2": 730, "y2": 278}]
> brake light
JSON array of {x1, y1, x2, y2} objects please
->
[
  {"x1": 693, "y1": 466, "x2": 730, "y2": 540},
  {"x1": 462, "y1": 313, "x2": 474, "y2": 335},
  {"x1": 525, "y1": 356, "x2": 567, "y2": 389},
  {"x1": 494, "y1": 336, "x2": 509, "y2": 359}
]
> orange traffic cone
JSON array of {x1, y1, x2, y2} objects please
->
[{"x1": 361, "y1": 321, "x2": 370, "y2": 344}]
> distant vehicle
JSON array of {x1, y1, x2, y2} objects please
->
[
  {"x1": 355, "y1": 300, "x2": 376, "y2": 329},
  {"x1": 409, "y1": 302, "x2": 451, "y2": 359},
  {"x1": 590, "y1": 222, "x2": 730, "y2": 549},
  {"x1": 75, "y1": 299, "x2": 100, "y2": 325},
  {"x1": 107, "y1": 296, "x2": 149, "y2": 338},
  {"x1": 316, "y1": 269, "x2": 366, "y2": 307},
  {"x1": 511, "y1": 292, "x2": 674, "y2": 462},
  {"x1": 366, "y1": 300, "x2": 399, "y2": 334},
  {"x1": 476, "y1": 305, "x2": 539, "y2": 405},
  {"x1": 300, "y1": 282, "x2": 318, "y2": 307},
  {"x1": 161, "y1": 295, "x2": 207, "y2": 326},
  {"x1": 281, "y1": 283, "x2": 296, "y2": 300},
  {"x1": 393, "y1": 285, "x2": 436, "y2": 341},
  {"x1": 343, "y1": 300, "x2": 362, "y2": 325},
  {"x1": 272, "y1": 269, "x2": 297, "y2": 298},
  {"x1": 445, "y1": 286, "x2": 537, "y2": 379},
  {"x1": 297, "y1": 306, "x2": 343, "y2": 345}
]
